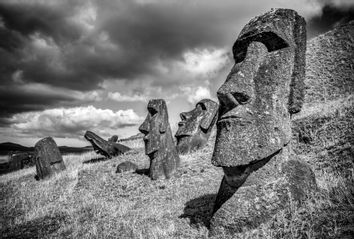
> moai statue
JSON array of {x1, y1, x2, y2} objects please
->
[
  {"x1": 175, "y1": 99, "x2": 218, "y2": 154},
  {"x1": 34, "y1": 137, "x2": 66, "y2": 180},
  {"x1": 108, "y1": 135, "x2": 118, "y2": 143},
  {"x1": 210, "y1": 9, "x2": 317, "y2": 234},
  {"x1": 139, "y1": 99, "x2": 180, "y2": 180},
  {"x1": 84, "y1": 131, "x2": 130, "y2": 158}
]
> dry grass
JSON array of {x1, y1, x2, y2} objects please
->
[{"x1": 1, "y1": 125, "x2": 353, "y2": 238}]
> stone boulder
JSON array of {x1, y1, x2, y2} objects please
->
[{"x1": 116, "y1": 161, "x2": 138, "y2": 173}]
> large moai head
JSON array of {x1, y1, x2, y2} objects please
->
[
  {"x1": 84, "y1": 131, "x2": 130, "y2": 158},
  {"x1": 209, "y1": 9, "x2": 314, "y2": 235},
  {"x1": 212, "y1": 8, "x2": 306, "y2": 168},
  {"x1": 175, "y1": 99, "x2": 218, "y2": 154},
  {"x1": 34, "y1": 137, "x2": 66, "y2": 180},
  {"x1": 139, "y1": 99, "x2": 180, "y2": 180}
]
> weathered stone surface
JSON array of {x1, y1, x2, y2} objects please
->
[
  {"x1": 210, "y1": 8, "x2": 316, "y2": 234},
  {"x1": 84, "y1": 131, "x2": 130, "y2": 158},
  {"x1": 116, "y1": 161, "x2": 138, "y2": 173},
  {"x1": 175, "y1": 99, "x2": 218, "y2": 154},
  {"x1": 34, "y1": 137, "x2": 66, "y2": 180},
  {"x1": 139, "y1": 99, "x2": 180, "y2": 180},
  {"x1": 210, "y1": 159, "x2": 317, "y2": 235}
]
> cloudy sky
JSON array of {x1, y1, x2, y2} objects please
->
[{"x1": 1, "y1": 0, "x2": 353, "y2": 147}]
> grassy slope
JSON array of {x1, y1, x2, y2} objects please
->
[{"x1": 1, "y1": 23, "x2": 354, "y2": 238}]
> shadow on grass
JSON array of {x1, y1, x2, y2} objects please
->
[
  {"x1": 83, "y1": 157, "x2": 108, "y2": 164},
  {"x1": 134, "y1": 168, "x2": 149, "y2": 176},
  {"x1": 179, "y1": 193, "x2": 216, "y2": 228},
  {"x1": 0, "y1": 213, "x2": 69, "y2": 239}
]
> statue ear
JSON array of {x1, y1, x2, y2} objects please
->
[
  {"x1": 200, "y1": 107, "x2": 218, "y2": 131},
  {"x1": 159, "y1": 120, "x2": 167, "y2": 134}
]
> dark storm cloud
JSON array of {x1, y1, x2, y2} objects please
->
[
  {"x1": 307, "y1": 1, "x2": 354, "y2": 38},
  {"x1": 2, "y1": 0, "x2": 349, "y2": 127},
  {"x1": 0, "y1": 0, "x2": 256, "y2": 122},
  {"x1": 0, "y1": 2, "x2": 82, "y2": 42}
]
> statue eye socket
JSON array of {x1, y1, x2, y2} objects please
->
[
  {"x1": 148, "y1": 107, "x2": 158, "y2": 116},
  {"x1": 233, "y1": 92, "x2": 250, "y2": 104},
  {"x1": 198, "y1": 103, "x2": 207, "y2": 110}
]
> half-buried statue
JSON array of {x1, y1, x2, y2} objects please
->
[
  {"x1": 175, "y1": 99, "x2": 218, "y2": 154},
  {"x1": 210, "y1": 8, "x2": 317, "y2": 235},
  {"x1": 34, "y1": 137, "x2": 66, "y2": 180},
  {"x1": 139, "y1": 99, "x2": 180, "y2": 180}
]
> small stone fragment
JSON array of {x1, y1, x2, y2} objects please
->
[{"x1": 116, "y1": 161, "x2": 138, "y2": 173}]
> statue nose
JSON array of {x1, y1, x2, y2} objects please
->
[
  {"x1": 139, "y1": 120, "x2": 149, "y2": 135},
  {"x1": 180, "y1": 112, "x2": 188, "y2": 121},
  {"x1": 217, "y1": 92, "x2": 239, "y2": 116},
  {"x1": 217, "y1": 92, "x2": 250, "y2": 116}
]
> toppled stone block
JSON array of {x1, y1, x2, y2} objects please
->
[
  {"x1": 175, "y1": 99, "x2": 218, "y2": 154},
  {"x1": 139, "y1": 99, "x2": 180, "y2": 180},
  {"x1": 84, "y1": 131, "x2": 130, "y2": 158}
]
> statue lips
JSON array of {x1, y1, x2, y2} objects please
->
[
  {"x1": 217, "y1": 106, "x2": 254, "y2": 127},
  {"x1": 175, "y1": 121, "x2": 193, "y2": 138},
  {"x1": 143, "y1": 134, "x2": 158, "y2": 155}
]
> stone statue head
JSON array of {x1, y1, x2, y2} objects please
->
[
  {"x1": 175, "y1": 99, "x2": 218, "y2": 154},
  {"x1": 212, "y1": 9, "x2": 306, "y2": 167},
  {"x1": 139, "y1": 99, "x2": 180, "y2": 179},
  {"x1": 139, "y1": 99, "x2": 170, "y2": 156}
]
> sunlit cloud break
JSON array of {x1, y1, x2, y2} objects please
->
[{"x1": 10, "y1": 106, "x2": 142, "y2": 138}]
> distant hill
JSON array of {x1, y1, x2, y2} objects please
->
[
  {"x1": 0, "y1": 142, "x2": 33, "y2": 155},
  {"x1": 0, "y1": 142, "x2": 93, "y2": 156}
]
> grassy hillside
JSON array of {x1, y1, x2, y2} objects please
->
[{"x1": 1, "y1": 23, "x2": 354, "y2": 238}]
